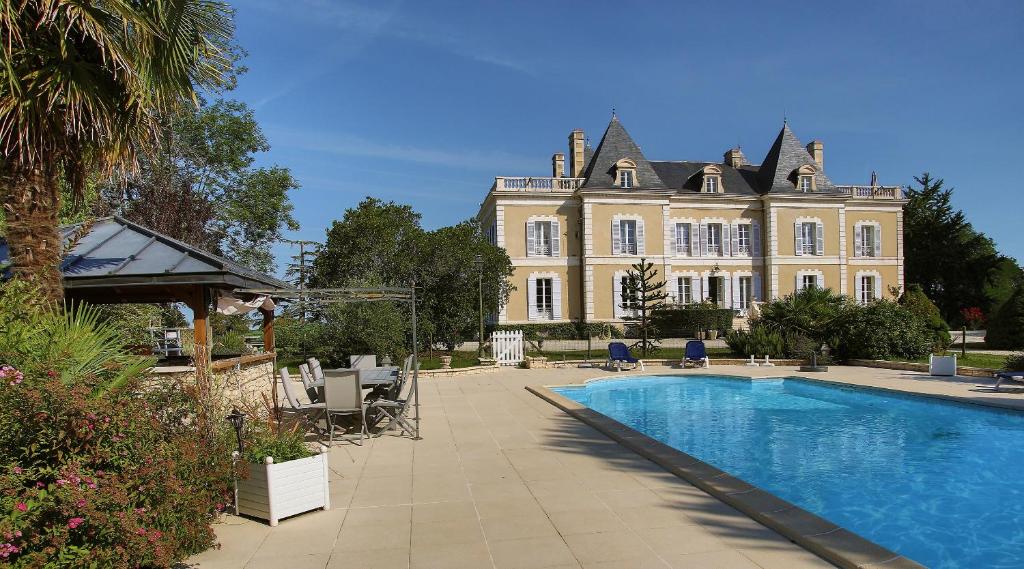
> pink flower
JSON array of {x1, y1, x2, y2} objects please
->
[
  {"x1": 87, "y1": 482, "x2": 97, "y2": 490},
  {"x1": 55, "y1": 479, "x2": 68, "y2": 486},
  {"x1": 35, "y1": 482, "x2": 44, "y2": 488},
  {"x1": 136, "y1": 528, "x2": 146, "y2": 535},
  {"x1": 67, "y1": 517, "x2": 85, "y2": 529},
  {"x1": 46, "y1": 369, "x2": 57, "y2": 378},
  {"x1": 77, "y1": 499, "x2": 86, "y2": 508},
  {"x1": 16, "y1": 503, "x2": 26, "y2": 512},
  {"x1": 13, "y1": 531, "x2": 20, "y2": 538},
  {"x1": 0, "y1": 542, "x2": 21, "y2": 558},
  {"x1": 134, "y1": 507, "x2": 146, "y2": 515},
  {"x1": 12, "y1": 467, "x2": 22, "y2": 475}
]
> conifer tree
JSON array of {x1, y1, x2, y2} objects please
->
[{"x1": 620, "y1": 258, "x2": 670, "y2": 356}]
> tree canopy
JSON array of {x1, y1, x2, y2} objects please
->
[
  {"x1": 902, "y1": 173, "x2": 1002, "y2": 324},
  {"x1": 94, "y1": 99, "x2": 299, "y2": 273}
]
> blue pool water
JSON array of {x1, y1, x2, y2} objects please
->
[{"x1": 554, "y1": 375, "x2": 1024, "y2": 568}]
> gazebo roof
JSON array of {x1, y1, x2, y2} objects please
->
[{"x1": 1, "y1": 216, "x2": 289, "y2": 302}]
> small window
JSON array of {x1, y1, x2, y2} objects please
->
[
  {"x1": 704, "y1": 176, "x2": 719, "y2": 193},
  {"x1": 736, "y1": 224, "x2": 751, "y2": 255},
  {"x1": 619, "y1": 170, "x2": 634, "y2": 188},
  {"x1": 860, "y1": 276, "x2": 875, "y2": 304},
  {"x1": 799, "y1": 175, "x2": 813, "y2": 192},
  {"x1": 619, "y1": 220, "x2": 638, "y2": 255},
  {"x1": 675, "y1": 223, "x2": 691, "y2": 255},
  {"x1": 707, "y1": 223, "x2": 723, "y2": 255},
  {"x1": 621, "y1": 276, "x2": 639, "y2": 309},
  {"x1": 800, "y1": 222, "x2": 816, "y2": 255},
  {"x1": 677, "y1": 276, "x2": 693, "y2": 304},
  {"x1": 533, "y1": 221, "x2": 553, "y2": 256},
  {"x1": 861, "y1": 225, "x2": 876, "y2": 257},
  {"x1": 801, "y1": 274, "x2": 819, "y2": 290},
  {"x1": 738, "y1": 276, "x2": 752, "y2": 310},
  {"x1": 536, "y1": 278, "x2": 554, "y2": 317}
]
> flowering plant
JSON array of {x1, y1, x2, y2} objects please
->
[{"x1": 960, "y1": 306, "x2": 986, "y2": 330}]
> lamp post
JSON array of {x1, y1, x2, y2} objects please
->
[
  {"x1": 225, "y1": 408, "x2": 245, "y2": 455},
  {"x1": 474, "y1": 254, "x2": 484, "y2": 359}
]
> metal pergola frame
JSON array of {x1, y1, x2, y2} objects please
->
[{"x1": 237, "y1": 285, "x2": 421, "y2": 440}]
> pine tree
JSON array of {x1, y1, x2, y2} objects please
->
[{"x1": 620, "y1": 258, "x2": 670, "y2": 356}]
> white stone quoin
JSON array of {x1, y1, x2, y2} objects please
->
[{"x1": 235, "y1": 449, "x2": 330, "y2": 526}]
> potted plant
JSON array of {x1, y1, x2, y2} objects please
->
[{"x1": 234, "y1": 422, "x2": 329, "y2": 526}]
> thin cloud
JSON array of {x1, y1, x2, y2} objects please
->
[{"x1": 270, "y1": 128, "x2": 542, "y2": 173}]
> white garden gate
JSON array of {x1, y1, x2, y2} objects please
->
[{"x1": 491, "y1": 330, "x2": 524, "y2": 366}]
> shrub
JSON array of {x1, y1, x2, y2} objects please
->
[
  {"x1": 0, "y1": 282, "x2": 236, "y2": 566},
  {"x1": 652, "y1": 304, "x2": 734, "y2": 337},
  {"x1": 899, "y1": 285, "x2": 951, "y2": 353},
  {"x1": 241, "y1": 422, "x2": 312, "y2": 464},
  {"x1": 492, "y1": 322, "x2": 625, "y2": 341},
  {"x1": 986, "y1": 287, "x2": 1024, "y2": 349},
  {"x1": 1005, "y1": 353, "x2": 1024, "y2": 371},
  {"x1": 724, "y1": 325, "x2": 786, "y2": 358},
  {"x1": 834, "y1": 300, "x2": 933, "y2": 360}
]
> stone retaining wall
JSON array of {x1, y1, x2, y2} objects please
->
[{"x1": 847, "y1": 358, "x2": 998, "y2": 378}]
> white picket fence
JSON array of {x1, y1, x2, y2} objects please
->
[{"x1": 491, "y1": 330, "x2": 524, "y2": 366}]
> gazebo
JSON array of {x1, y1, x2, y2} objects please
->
[{"x1": 0, "y1": 216, "x2": 291, "y2": 370}]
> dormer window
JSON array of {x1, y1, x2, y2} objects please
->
[
  {"x1": 614, "y1": 158, "x2": 637, "y2": 188},
  {"x1": 796, "y1": 165, "x2": 817, "y2": 192},
  {"x1": 700, "y1": 165, "x2": 723, "y2": 193}
]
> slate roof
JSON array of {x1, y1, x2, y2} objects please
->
[
  {"x1": 578, "y1": 118, "x2": 837, "y2": 196},
  {"x1": 0, "y1": 216, "x2": 290, "y2": 291},
  {"x1": 755, "y1": 123, "x2": 835, "y2": 193},
  {"x1": 581, "y1": 117, "x2": 666, "y2": 189},
  {"x1": 650, "y1": 161, "x2": 762, "y2": 196}
]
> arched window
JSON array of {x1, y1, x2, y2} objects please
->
[
  {"x1": 701, "y1": 165, "x2": 723, "y2": 193},
  {"x1": 795, "y1": 164, "x2": 817, "y2": 192}
]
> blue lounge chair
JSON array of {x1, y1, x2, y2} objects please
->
[
  {"x1": 607, "y1": 342, "x2": 644, "y2": 372},
  {"x1": 683, "y1": 340, "x2": 710, "y2": 368},
  {"x1": 994, "y1": 371, "x2": 1024, "y2": 391}
]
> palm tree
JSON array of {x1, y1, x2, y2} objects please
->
[{"x1": 0, "y1": 0, "x2": 236, "y2": 301}]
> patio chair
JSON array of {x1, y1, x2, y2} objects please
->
[
  {"x1": 298, "y1": 363, "x2": 321, "y2": 403},
  {"x1": 324, "y1": 372, "x2": 367, "y2": 446},
  {"x1": 607, "y1": 342, "x2": 644, "y2": 372},
  {"x1": 307, "y1": 357, "x2": 325, "y2": 381},
  {"x1": 368, "y1": 357, "x2": 418, "y2": 437},
  {"x1": 994, "y1": 371, "x2": 1024, "y2": 391},
  {"x1": 683, "y1": 340, "x2": 710, "y2": 368},
  {"x1": 278, "y1": 368, "x2": 326, "y2": 431}
]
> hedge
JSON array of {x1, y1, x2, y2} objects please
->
[
  {"x1": 491, "y1": 322, "x2": 624, "y2": 340},
  {"x1": 651, "y1": 306, "x2": 735, "y2": 337}
]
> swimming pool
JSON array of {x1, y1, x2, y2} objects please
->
[{"x1": 553, "y1": 375, "x2": 1024, "y2": 569}]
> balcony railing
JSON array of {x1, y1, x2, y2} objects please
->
[
  {"x1": 493, "y1": 177, "x2": 584, "y2": 192},
  {"x1": 835, "y1": 185, "x2": 902, "y2": 199}
]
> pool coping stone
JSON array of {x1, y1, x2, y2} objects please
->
[{"x1": 526, "y1": 378, "x2": 927, "y2": 569}]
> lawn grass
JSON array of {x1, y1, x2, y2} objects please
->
[{"x1": 905, "y1": 352, "x2": 1010, "y2": 370}]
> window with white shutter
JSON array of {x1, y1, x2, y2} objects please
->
[
  {"x1": 815, "y1": 221, "x2": 825, "y2": 256},
  {"x1": 690, "y1": 224, "x2": 700, "y2": 256},
  {"x1": 535, "y1": 278, "x2": 553, "y2": 319},
  {"x1": 738, "y1": 276, "x2": 752, "y2": 310},
  {"x1": 527, "y1": 219, "x2": 559, "y2": 257},
  {"x1": 619, "y1": 219, "x2": 638, "y2": 255},
  {"x1": 551, "y1": 276, "x2": 562, "y2": 319},
  {"x1": 751, "y1": 221, "x2": 761, "y2": 257},
  {"x1": 735, "y1": 224, "x2": 751, "y2": 255},
  {"x1": 707, "y1": 223, "x2": 723, "y2": 256},
  {"x1": 675, "y1": 223, "x2": 691, "y2": 255},
  {"x1": 677, "y1": 276, "x2": 693, "y2": 304}
]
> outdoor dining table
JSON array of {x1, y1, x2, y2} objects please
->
[{"x1": 317, "y1": 366, "x2": 398, "y2": 389}]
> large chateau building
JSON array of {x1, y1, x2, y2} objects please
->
[{"x1": 477, "y1": 117, "x2": 906, "y2": 326}]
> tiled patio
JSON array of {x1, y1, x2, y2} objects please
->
[{"x1": 188, "y1": 365, "x2": 1014, "y2": 569}]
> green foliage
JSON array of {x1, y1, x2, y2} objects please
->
[
  {"x1": 313, "y1": 197, "x2": 423, "y2": 288},
  {"x1": 241, "y1": 423, "x2": 312, "y2": 464},
  {"x1": 986, "y1": 287, "x2": 1024, "y2": 349},
  {"x1": 0, "y1": 281, "x2": 154, "y2": 396},
  {"x1": 209, "y1": 313, "x2": 253, "y2": 356},
  {"x1": 417, "y1": 220, "x2": 514, "y2": 351},
  {"x1": 94, "y1": 99, "x2": 300, "y2": 273},
  {"x1": 314, "y1": 300, "x2": 409, "y2": 367},
  {"x1": 833, "y1": 300, "x2": 933, "y2": 360},
  {"x1": 652, "y1": 303, "x2": 735, "y2": 337},
  {"x1": 620, "y1": 258, "x2": 670, "y2": 356},
  {"x1": 310, "y1": 198, "x2": 515, "y2": 353},
  {"x1": 903, "y1": 173, "x2": 1001, "y2": 324},
  {"x1": 758, "y1": 287, "x2": 847, "y2": 350},
  {"x1": 91, "y1": 304, "x2": 183, "y2": 349},
  {"x1": 0, "y1": 283, "x2": 235, "y2": 567},
  {"x1": 724, "y1": 325, "x2": 787, "y2": 358},
  {"x1": 1005, "y1": 353, "x2": 1024, "y2": 371},
  {"x1": 985, "y1": 258, "x2": 1024, "y2": 319},
  {"x1": 899, "y1": 284, "x2": 951, "y2": 353}
]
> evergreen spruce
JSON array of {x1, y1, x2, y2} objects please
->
[{"x1": 620, "y1": 258, "x2": 670, "y2": 356}]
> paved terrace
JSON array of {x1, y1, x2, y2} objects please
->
[{"x1": 189, "y1": 365, "x2": 1017, "y2": 569}]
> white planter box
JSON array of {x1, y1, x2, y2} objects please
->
[
  {"x1": 929, "y1": 354, "x2": 957, "y2": 376},
  {"x1": 235, "y1": 450, "x2": 330, "y2": 526}
]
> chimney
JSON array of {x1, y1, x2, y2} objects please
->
[
  {"x1": 552, "y1": 153, "x2": 565, "y2": 178},
  {"x1": 806, "y1": 140, "x2": 824, "y2": 169},
  {"x1": 723, "y1": 147, "x2": 746, "y2": 168},
  {"x1": 568, "y1": 129, "x2": 585, "y2": 177}
]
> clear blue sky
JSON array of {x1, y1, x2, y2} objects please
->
[{"x1": 228, "y1": 0, "x2": 1024, "y2": 275}]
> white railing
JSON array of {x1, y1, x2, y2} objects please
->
[
  {"x1": 493, "y1": 177, "x2": 584, "y2": 192},
  {"x1": 491, "y1": 330, "x2": 524, "y2": 366},
  {"x1": 835, "y1": 185, "x2": 902, "y2": 199}
]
